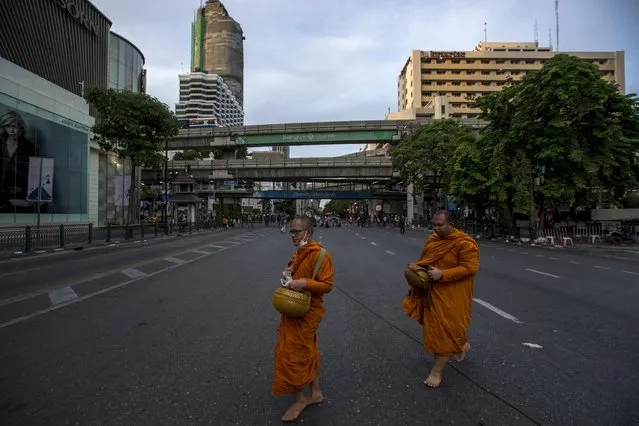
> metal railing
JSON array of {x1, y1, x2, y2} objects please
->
[
  {"x1": 174, "y1": 118, "x2": 490, "y2": 138},
  {"x1": 0, "y1": 221, "x2": 219, "y2": 254},
  {"x1": 168, "y1": 156, "x2": 393, "y2": 170}
]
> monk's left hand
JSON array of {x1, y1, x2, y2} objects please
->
[
  {"x1": 427, "y1": 266, "x2": 443, "y2": 281},
  {"x1": 287, "y1": 279, "x2": 307, "y2": 290}
]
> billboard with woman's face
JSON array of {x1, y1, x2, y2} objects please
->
[{"x1": 0, "y1": 97, "x2": 89, "y2": 217}]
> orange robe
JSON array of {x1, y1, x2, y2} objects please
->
[
  {"x1": 402, "y1": 229, "x2": 480, "y2": 355},
  {"x1": 272, "y1": 240, "x2": 334, "y2": 396}
]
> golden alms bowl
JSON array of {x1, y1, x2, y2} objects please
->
[
  {"x1": 272, "y1": 287, "x2": 311, "y2": 317},
  {"x1": 404, "y1": 267, "x2": 430, "y2": 290}
]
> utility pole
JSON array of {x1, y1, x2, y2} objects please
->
[
  {"x1": 79, "y1": 80, "x2": 85, "y2": 97},
  {"x1": 163, "y1": 139, "x2": 169, "y2": 224},
  {"x1": 555, "y1": 0, "x2": 560, "y2": 51}
]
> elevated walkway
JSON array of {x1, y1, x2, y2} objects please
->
[
  {"x1": 168, "y1": 118, "x2": 488, "y2": 150},
  {"x1": 142, "y1": 156, "x2": 395, "y2": 182}
]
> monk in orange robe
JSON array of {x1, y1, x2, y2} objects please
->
[
  {"x1": 272, "y1": 216, "x2": 334, "y2": 422},
  {"x1": 402, "y1": 210, "x2": 480, "y2": 387}
]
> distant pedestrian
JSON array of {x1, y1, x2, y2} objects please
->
[{"x1": 399, "y1": 216, "x2": 406, "y2": 235}]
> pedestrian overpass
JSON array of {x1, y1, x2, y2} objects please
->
[
  {"x1": 141, "y1": 155, "x2": 394, "y2": 182},
  {"x1": 167, "y1": 118, "x2": 488, "y2": 150}
]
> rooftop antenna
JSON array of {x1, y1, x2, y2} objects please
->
[
  {"x1": 555, "y1": 0, "x2": 560, "y2": 51},
  {"x1": 534, "y1": 19, "x2": 539, "y2": 43},
  {"x1": 483, "y1": 22, "x2": 487, "y2": 42}
]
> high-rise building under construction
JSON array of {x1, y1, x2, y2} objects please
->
[{"x1": 191, "y1": 0, "x2": 244, "y2": 106}]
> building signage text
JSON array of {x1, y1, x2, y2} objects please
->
[
  {"x1": 55, "y1": 0, "x2": 98, "y2": 35},
  {"x1": 422, "y1": 51, "x2": 467, "y2": 59}
]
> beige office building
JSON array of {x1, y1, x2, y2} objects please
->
[{"x1": 388, "y1": 41, "x2": 625, "y2": 120}]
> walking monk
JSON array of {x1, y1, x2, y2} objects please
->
[
  {"x1": 273, "y1": 216, "x2": 334, "y2": 422},
  {"x1": 403, "y1": 210, "x2": 480, "y2": 388}
]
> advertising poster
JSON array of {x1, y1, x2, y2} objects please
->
[
  {"x1": 26, "y1": 157, "x2": 55, "y2": 202},
  {"x1": 115, "y1": 174, "x2": 131, "y2": 207},
  {"x1": 0, "y1": 101, "x2": 89, "y2": 215}
]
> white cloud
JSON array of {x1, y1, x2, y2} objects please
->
[{"x1": 92, "y1": 0, "x2": 637, "y2": 157}]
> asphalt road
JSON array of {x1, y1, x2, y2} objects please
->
[{"x1": 0, "y1": 224, "x2": 638, "y2": 425}]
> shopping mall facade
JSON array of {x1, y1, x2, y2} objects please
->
[{"x1": 0, "y1": 0, "x2": 146, "y2": 226}]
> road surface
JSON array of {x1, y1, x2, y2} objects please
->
[{"x1": 1, "y1": 225, "x2": 638, "y2": 425}]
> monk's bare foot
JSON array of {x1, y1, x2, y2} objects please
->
[
  {"x1": 424, "y1": 373, "x2": 442, "y2": 388},
  {"x1": 453, "y1": 343, "x2": 471, "y2": 363},
  {"x1": 308, "y1": 391, "x2": 324, "y2": 405},
  {"x1": 281, "y1": 400, "x2": 308, "y2": 422}
]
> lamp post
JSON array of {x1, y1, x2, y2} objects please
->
[{"x1": 162, "y1": 138, "x2": 169, "y2": 223}]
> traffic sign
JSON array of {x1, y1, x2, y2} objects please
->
[{"x1": 224, "y1": 180, "x2": 237, "y2": 185}]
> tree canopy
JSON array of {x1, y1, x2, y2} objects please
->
[
  {"x1": 323, "y1": 199, "x2": 354, "y2": 217},
  {"x1": 466, "y1": 54, "x2": 639, "y2": 229},
  {"x1": 86, "y1": 88, "x2": 179, "y2": 223},
  {"x1": 391, "y1": 119, "x2": 476, "y2": 207},
  {"x1": 390, "y1": 54, "x2": 639, "y2": 233}
]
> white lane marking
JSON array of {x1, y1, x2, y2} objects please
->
[
  {"x1": 356, "y1": 233, "x2": 360, "y2": 236},
  {"x1": 48, "y1": 287, "x2": 78, "y2": 306},
  {"x1": 549, "y1": 257, "x2": 559, "y2": 260},
  {"x1": 361, "y1": 237, "x2": 367, "y2": 240},
  {"x1": 207, "y1": 244, "x2": 227, "y2": 249},
  {"x1": 0, "y1": 234, "x2": 262, "y2": 330},
  {"x1": 121, "y1": 268, "x2": 147, "y2": 278},
  {"x1": 191, "y1": 250, "x2": 211, "y2": 255},
  {"x1": 536, "y1": 254, "x2": 545, "y2": 258},
  {"x1": 520, "y1": 252, "x2": 529, "y2": 255},
  {"x1": 522, "y1": 342, "x2": 543, "y2": 349},
  {"x1": 473, "y1": 298, "x2": 523, "y2": 324},
  {"x1": 385, "y1": 250, "x2": 395, "y2": 255},
  {"x1": 496, "y1": 247, "x2": 505, "y2": 250},
  {"x1": 568, "y1": 260, "x2": 582, "y2": 265},
  {"x1": 622, "y1": 270, "x2": 639, "y2": 276},
  {"x1": 507, "y1": 249, "x2": 515, "y2": 252},
  {"x1": 371, "y1": 242, "x2": 377, "y2": 246},
  {"x1": 594, "y1": 265, "x2": 609, "y2": 270},
  {"x1": 165, "y1": 257, "x2": 186, "y2": 264},
  {"x1": 526, "y1": 268, "x2": 561, "y2": 278},
  {"x1": 410, "y1": 237, "x2": 416, "y2": 241}
]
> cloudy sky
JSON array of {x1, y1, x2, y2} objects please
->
[{"x1": 92, "y1": 0, "x2": 638, "y2": 157}]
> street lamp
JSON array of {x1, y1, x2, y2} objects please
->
[{"x1": 162, "y1": 138, "x2": 169, "y2": 223}]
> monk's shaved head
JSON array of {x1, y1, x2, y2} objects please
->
[
  {"x1": 433, "y1": 210, "x2": 453, "y2": 223},
  {"x1": 293, "y1": 215, "x2": 314, "y2": 233},
  {"x1": 432, "y1": 210, "x2": 454, "y2": 237}
]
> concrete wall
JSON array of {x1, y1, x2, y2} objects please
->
[{"x1": 592, "y1": 209, "x2": 639, "y2": 221}]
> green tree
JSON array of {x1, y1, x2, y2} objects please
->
[
  {"x1": 141, "y1": 185, "x2": 160, "y2": 201},
  {"x1": 86, "y1": 88, "x2": 179, "y2": 224},
  {"x1": 274, "y1": 199, "x2": 296, "y2": 216},
  {"x1": 474, "y1": 54, "x2": 639, "y2": 232},
  {"x1": 448, "y1": 133, "x2": 490, "y2": 217},
  {"x1": 173, "y1": 150, "x2": 207, "y2": 161},
  {"x1": 391, "y1": 119, "x2": 474, "y2": 210},
  {"x1": 323, "y1": 199, "x2": 353, "y2": 217},
  {"x1": 236, "y1": 146, "x2": 248, "y2": 159}
]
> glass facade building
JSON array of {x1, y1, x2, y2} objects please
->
[
  {"x1": 109, "y1": 32, "x2": 146, "y2": 93},
  {"x1": 97, "y1": 33, "x2": 146, "y2": 225}
]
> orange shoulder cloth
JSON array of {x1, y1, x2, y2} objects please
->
[{"x1": 418, "y1": 229, "x2": 478, "y2": 265}]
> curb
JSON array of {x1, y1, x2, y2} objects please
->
[
  {"x1": 0, "y1": 229, "x2": 228, "y2": 263},
  {"x1": 476, "y1": 237, "x2": 639, "y2": 254}
]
